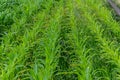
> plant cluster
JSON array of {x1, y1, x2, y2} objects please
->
[{"x1": 0, "y1": 0, "x2": 120, "y2": 80}]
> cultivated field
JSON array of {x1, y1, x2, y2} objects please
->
[{"x1": 0, "y1": 0, "x2": 120, "y2": 80}]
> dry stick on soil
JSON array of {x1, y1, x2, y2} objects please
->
[{"x1": 108, "y1": 0, "x2": 120, "y2": 16}]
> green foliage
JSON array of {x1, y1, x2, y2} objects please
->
[{"x1": 0, "y1": 0, "x2": 120, "y2": 80}]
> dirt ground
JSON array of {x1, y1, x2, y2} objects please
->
[{"x1": 116, "y1": 0, "x2": 120, "y2": 4}]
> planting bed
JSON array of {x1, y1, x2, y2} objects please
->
[{"x1": 0, "y1": 0, "x2": 120, "y2": 80}]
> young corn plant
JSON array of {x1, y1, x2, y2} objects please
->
[
  {"x1": 1, "y1": 0, "x2": 120, "y2": 80},
  {"x1": 0, "y1": 0, "x2": 21, "y2": 38},
  {"x1": 83, "y1": 1, "x2": 120, "y2": 79},
  {"x1": 77, "y1": 0, "x2": 120, "y2": 79},
  {"x1": 86, "y1": 0, "x2": 120, "y2": 41},
  {"x1": 54, "y1": 0, "x2": 92, "y2": 80},
  {"x1": 29, "y1": 0, "x2": 63, "y2": 80},
  {"x1": 69, "y1": 0, "x2": 92, "y2": 80},
  {"x1": 0, "y1": 0, "x2": 54, "y2": 80},
  {"x1": 54, "y1": 0, "x2": 78, "y2": 80},
  {"x1": 0, "y1": 0, "x2": 44, "y2": 45}
]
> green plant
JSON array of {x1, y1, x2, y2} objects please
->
[{"x1": 0, "y1": 0, "x2": 120, "y2": 80}]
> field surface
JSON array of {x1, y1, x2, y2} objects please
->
[{"x1": 0, "y1": 0, "x2": 120, "y2": 80}]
